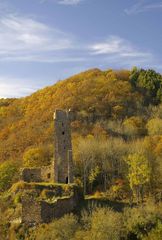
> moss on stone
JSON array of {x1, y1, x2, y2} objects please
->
[{"x1": 10, "y1": 181, "x2": 77, "y2": 193}]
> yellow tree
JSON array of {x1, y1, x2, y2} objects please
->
[
  {"x1": 23, "y1": 145, "x2": 53, "y2": 167},
  {"x1": 125, "y1": 153, "x2": 150, "y2": 203}
]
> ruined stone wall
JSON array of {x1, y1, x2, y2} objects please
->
[
  {"x1": 22, "y1": 195, "x2": 77, "y2": 224},
  {"x1": 21, "y1": 168, "x2": 42, "y2": 183},
  {"x1": 54, "y1": 110, "x2": 73, "y2": 183},
  {"x1": 40, "y1": 196, "x2": 76, "y2": 223},
  {"x1": 21, "y1": 166, "x2": 54, "y2": 183},
  {"x1": 52, "y1": 197, "x2": 76, "y2": 218},
  {"x1": 22, "y1": 194, "x2": 42, "y2": 224},
  {"x1": 21, "y1": 185, "x2": 83, "y2": 224},
  {"x1": 41, "y1": 166, "x2": 53, "y2": 182}
]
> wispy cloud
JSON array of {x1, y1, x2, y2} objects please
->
[
  {"x1": 90, "y1": 35, "x2": 152, "y2": 59},
  {"x1": 57, "y1": 0, "x2": 83, "y2": 5},
  {"x1": 88, "y1": 35, "x2": 161, "y2": 69},
  {"x1": 125, "y1": 0, "x2": 162, "y2": 15},
  {"x1": 0, "y1": 76, "x2": 39, "y2": 98},
  {"x1": 0, "y1": 10, "x2": 160, "y2": 69},
  {"x1": 0, "y1": 14, "x2": 76, "y2": 62},
  {"x1": 0, "y1": 33, "x2": 161, "y2": 98},
  {"x1": 40, "y1": 0, "x2": 83, "y2": 5}
]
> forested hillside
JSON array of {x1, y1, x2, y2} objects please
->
[
  {"x1": 0, "y1": 67, "x2": 161, "y2": 164},
  {"x1": 0, "y1": 67, "x2": 162, "y2": 190},
  {"x1": 0, "y1": 67, "x2": 162, "y2": 240},
  {"x1": 0, "y1": 68, "x2": 133, "y2": 162}
]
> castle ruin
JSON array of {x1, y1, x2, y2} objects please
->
[
  {"x1": 54, "y1": 110, "x2": 73, "y2": 183},
  {"x1": 20, "y1": 109, "x2": 82, "y2": 224},
  {"x1": 21, "y1": 109, "x2": 73, "y2": 184}
]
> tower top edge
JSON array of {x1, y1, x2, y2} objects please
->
[{"x1": 53, "y1": 109, "x2": 71, "y2": 120}]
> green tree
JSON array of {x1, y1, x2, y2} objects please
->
[
  {"x1": 130, "y1": 68, "x2": 162, "y2": 104},
  {"x1": 0, "y1": 160, "x2": 19, "y2": 192}
]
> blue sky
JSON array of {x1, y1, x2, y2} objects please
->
[{"x1": 0, "y1": 0, "x2": 162, "y2": 98}]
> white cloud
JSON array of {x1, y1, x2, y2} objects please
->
[
  {"x1": 125, "y1": 0, "x2": 162, "y2": 15},
  {"x1": 58, "y1": 0, "x2": 82, "y2": 5},
  {"x1": 0, "y1": 14, "x2": 74, "y2": 62},
  {"x1": 40, "y1": 0, "x2": 83, "y2": 5},
  {"x1": 90, "y1": 35, "x2": 154, "y2": 67},
  {"x1": 0, "y1": 77, "x2": 38, "y2": 98},
  {"x1": 0, "y1": 55, "x2": 85, "y2": 63},
  {"x1": 0, "y1": 12, "x2": 160, "y2": 72},
  {"x1": 90, "y1": 36, "x2": 151, "y2": 57}
]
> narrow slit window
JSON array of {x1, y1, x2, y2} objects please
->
[{"x1": 66, "y1": 177, "x2": 68, "y2": 184}]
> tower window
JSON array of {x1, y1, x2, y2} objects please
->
[
  {"x1": 66, "y1": 177, "x2": 68, "y2": 184},
  {"x1": 62, "y1": 131, "x2": 65, "y2": 135},
  {"x1": 47, "y1": 173, "x2": 51, "y2": 179}
]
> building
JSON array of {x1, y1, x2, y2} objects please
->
[
  {"x1": 20, "y1": 110, "x2": 82, "y2": 224},
  {"x1": 21, "y1": 109, "x2": 73, "y2": 184}
]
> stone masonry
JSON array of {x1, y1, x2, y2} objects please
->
[
  {"x1": 21, "y1": 185, "x2": 83, "y2": 224},
  {"x1": 21, "y1": 109, "x2": 73, "y2": 184},
  {"x1": 20, "y1": 110, "x2": 81, "y2": 224},
  {"x1": 53, "y1": 109, "x2": 73, "y2": 183}
]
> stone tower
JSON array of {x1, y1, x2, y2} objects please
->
[{"x1": 53, "y1": 110, "x2": 73, "y2": 183}]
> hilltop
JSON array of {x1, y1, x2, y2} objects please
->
[
  {"x1": 0, "y1": 67, "x2": 162, "y2": 240},
  {"x1": 0, "y1": 67, "x2": 162, "y2": 165}
]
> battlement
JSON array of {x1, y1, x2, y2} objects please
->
[{"x1": 54, "y1": 109, "x2": 70, "y2": 120}]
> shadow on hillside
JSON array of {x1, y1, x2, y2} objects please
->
[{"x1": 76, "y1": 197, "x2": 134, "y2": 215}]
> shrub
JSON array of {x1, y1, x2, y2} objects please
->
[
  {"x1": 142, "y1": 221, "x2": 162, "y2": 240},
  {"x1": 0, "y1": 160, "x2": 19, "y2": 192},
  {"x1": 123, "y1": 116, "x2": 146, "y2": 138},
  {"x1": 23, "y1": 145, "x2": 53, "y2": 167},
  {"x1": 146, "y1": 118, "x2": 162, "y2": 136},
  {"x1": 85, "y1": 207, "x2": 123, "y2": 240},
  {"x1": 123, "y1": 200, "x2": 162, "y2": 239},
  {"x1": 106, "y1": 182, "x2": 130, "y2": 201},
  {"x1": 28, "y1": 214, "x2": 78, "y2": 240}
]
